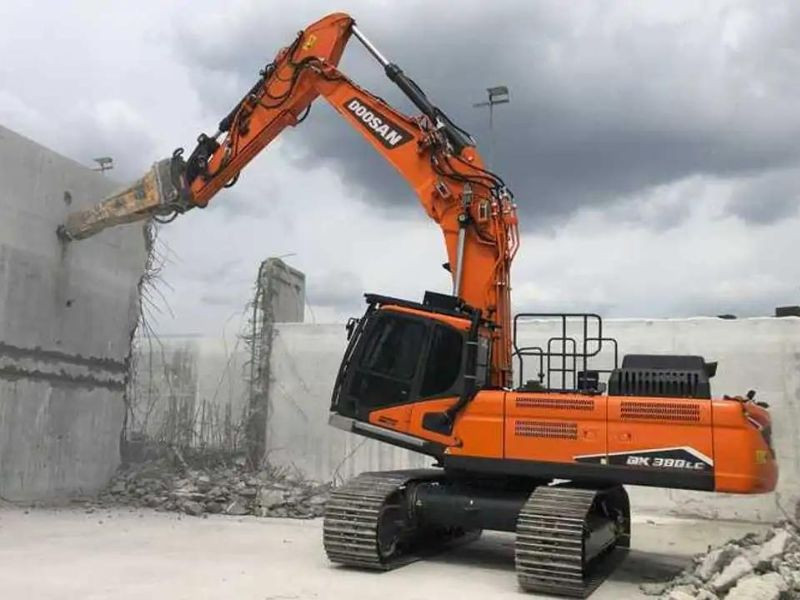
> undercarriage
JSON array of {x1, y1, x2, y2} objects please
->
[{"x1": 323, "y1": 469, "x2": 631, "y2": 598}]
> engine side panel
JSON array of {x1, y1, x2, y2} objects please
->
[
  {"x1": 504, "y1": 392, "x2": 606, "y2": 464},
  {"x1": 359, "y1": 392, "x2": 776, "y2": 495},
  {"x1": 500, "y1": 392, "x2": 717, "y2": 491},
  {"x1": 601, "y1": 395, "x2": 714, "y2": 472}
]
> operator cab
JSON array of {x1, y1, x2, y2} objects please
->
[{"x1": 330, "y1": 292, "x2": 490, "y2": 424}]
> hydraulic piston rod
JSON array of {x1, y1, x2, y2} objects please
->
[
  {"x1": 351, "y1": 24, "x2": 390, "y2": 67},
  {"x1": 352, "y1": 22, "x2": 472, "y2": 153},
  {"x1": 453, "y1": 184, "x2": 473, "y2": 296}
]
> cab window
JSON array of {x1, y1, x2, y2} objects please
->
[
  {"x1": 349, "y1": 315, "x2": 426, "y2": 408},
  {"x1": 420, "y1": 324, "x2": 464, "y2": 397}
]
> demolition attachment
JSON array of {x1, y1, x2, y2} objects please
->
[{"x1": 57, "y1": 155, "x2": 190, "y2": 241}]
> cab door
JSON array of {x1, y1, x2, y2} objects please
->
[{"x1": 345, "y1": 311, "x2": 428, "y2": 428}]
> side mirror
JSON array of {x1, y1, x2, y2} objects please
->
[
  {"x1": 345, "y1": 317, "x2": 360, "y2": 341},
  {"x1": 705, "y1": 361, "x2": 718, "y2": 378}
]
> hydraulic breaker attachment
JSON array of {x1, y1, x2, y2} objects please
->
[{"x1": 57, "y1": 155, "x2": 191, "y2": 241}]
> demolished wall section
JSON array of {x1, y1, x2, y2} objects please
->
[
  {"x1": 0, "y1": 124, "x2": 147, "y2": 500},
  {"x1": 124, "y1": 258, "x2": 305, "y2": 457},
  {"x1": 128, "y1": 336, "x2": 249, "y2": 452}
]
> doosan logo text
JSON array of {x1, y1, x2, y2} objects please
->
[{"x1": 345, "y1": 98, "x2": 411, "y2": 149}]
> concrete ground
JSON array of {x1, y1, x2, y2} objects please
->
[{"x1": 0, "y1": 507, "x2": 766, "y2": 599}]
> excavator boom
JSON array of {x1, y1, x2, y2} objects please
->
[{"x1": 59, "y1": 12, "x2": 519, "y2": 386}]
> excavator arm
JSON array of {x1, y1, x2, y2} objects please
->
[{"x1": 58, "y1": 12, "x2": 519, "y2": 385}]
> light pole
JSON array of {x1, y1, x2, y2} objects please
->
[
  {"x1": 92, "y1": 157, "x2": 114, "y2": 174},
  {"x1": 473, "y1": 86, "x2": 510, "y2": 168}
]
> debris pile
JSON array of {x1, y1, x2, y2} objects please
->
[
  {"x1": 97, "y1": 456, "x2": 330, "y2": 518},
  {"x1": 642, "y1": 522, "x2": 800, "y2": 600}
]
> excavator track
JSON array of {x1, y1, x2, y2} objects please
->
[
  {"x1": 323, "y1": 469, "x2": 478, "y2": 570},
  {"x1": 515, "y1": 484, "x2": 630, "y2": 598}
]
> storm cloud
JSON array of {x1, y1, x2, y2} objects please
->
[{"x1": 172, "y1": 1, "x2": 800, "y2": 229}]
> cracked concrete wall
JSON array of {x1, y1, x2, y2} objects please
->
[
  {"x1": 0, "y1": 124, "x2": 147, "y2": 500},
  {"x1": 129, "y1": 336, "x2": 249, "y2": 449},
  {"x1": 125, "y1": 260, "x2": 304, "y2": 452}
]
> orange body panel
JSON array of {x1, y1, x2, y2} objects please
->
[
  {"x1": 712, "y1": 400, "x2": 777, "y2": 493},
  {"x1": 606, "y1": 396, "x2": 714, "y2": 466},
  {"x1": 504, "y1": 392, "x2": 607, "y2": 464},
  {"x1": 384, "y1": 306, "x2": 471, "y2": 331},
  {"x1": 369, "y1": 391, "x2": 505, "y2": 459},
  {"x1": 367, "y1": 391, "x2": 777, "y2": 495}
]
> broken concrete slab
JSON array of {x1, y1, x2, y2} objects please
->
[
  {"x1": 756, "y1": 528, "x2": 793, "y2": 568},
  {"x1": 725, "y1": 574, "x2": 781, "y2": 600},
  {"x1": 666, "y1": 589, "x2": 696, "y2": 600},
  {"x1": 643, "y1": 520, "x2": 800, "y2": 598},
  {"x1": 0, "y1": 124, "x2": 147, "y2": 500},
  {"x1": 697, "y1": 545, "x2": 740, "y2": 581},
  {"x1": 759, "y1": 571, "x2": 789, "y2": 593}
]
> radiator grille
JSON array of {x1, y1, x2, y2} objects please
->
[
  {"x1": 516, "y1": 396, "x2": 595, "y2": 411},
  {"x1": 515, "y1": 420, "x2": 578, "y2": 439},
  {"x1": 620, "y1": 401, "x2": 701, "y2": 422},
  {"x1": 609, "y1": 369, "x2": 707, "y2": 398}
]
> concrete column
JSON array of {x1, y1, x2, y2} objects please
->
[{"x1": 245, "y1": 258, "x2": 305, "y2": 467}]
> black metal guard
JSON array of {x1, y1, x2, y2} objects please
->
[{"x1": 511, "y1": 313, "x2": 619, "y2": 392}]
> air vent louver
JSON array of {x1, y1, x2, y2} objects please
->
[
  {"x1": 515, "y1": 420, "x2": 578, "y2": 439},
  {"x1": 620, "y1": 401, "x2": 701, "y2": 422},
  {"x1": 516, "y1": 397, "x2": 595, "y2": 411}
]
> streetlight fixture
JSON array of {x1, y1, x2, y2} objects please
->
[
  {"x1": 92, "y1": 157, "x2": 114, "y2": 174},
  {"x1": 473, "y1": 86, "x2": 510, "y2": 168}
]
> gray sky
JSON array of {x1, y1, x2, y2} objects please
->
[{"x1": 1, "y1": 1, "x2": 798, "y2": 335}]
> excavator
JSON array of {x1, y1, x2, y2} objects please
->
[{"x1": 58, "y1": 13, "x2": 778, "y2": 598}]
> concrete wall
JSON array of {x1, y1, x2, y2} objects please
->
[
  {"x1": 0, "y1": 125, "x2": 147, "y2": 500},
  {"x1": 266, "y1": 324, "x2": 428, "y2": 482},
  {"x1": 126, "y1": 257, "x2": 305, "y2": 452},
  {"x1": 265, "y1": 317, "x2": 800, "y2": 522},
  {"x1": 129, "y1": 335, "x2": 249, "y2": 448}
]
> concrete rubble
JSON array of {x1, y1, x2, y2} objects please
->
[
  {"x1": 93, "y1": 456, "x2": 330, "y2": 519},
  {"x1": 641, "y1": 521, "x2": 800, "y2": 599}
]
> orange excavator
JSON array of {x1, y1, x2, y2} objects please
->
[{"x1": 59, "y1": 13, "x2": 777, "y2": 597}]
